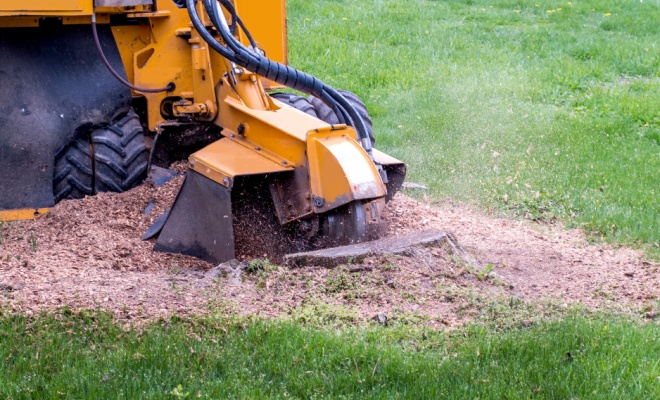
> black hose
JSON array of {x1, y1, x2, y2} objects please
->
[
  {"x1": 191, "y1": 0, "x2": 373, "y2": 152},
  {"x1": 91, "y1": 12, "x2": 175, "y2": 94},
  {"x1": 217, "y1": 0, "x2": 258, "y2": 49}
]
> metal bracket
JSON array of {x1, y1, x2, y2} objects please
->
[{"x1": 173, "y1": 99, "x2": 216, "y2": 117}]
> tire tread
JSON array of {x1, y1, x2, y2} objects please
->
[
  {"x1": 92, "y1": 110, "x2": 148, "y2": 193},
  {"x1": 270, "y1": 92, "x2": 318, "y2": 118},
  {"x1": 52, "y1": 109, "x2": 148, "y2": 202}
]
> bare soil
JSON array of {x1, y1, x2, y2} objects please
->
[{"x1": 1, "y1": 173, "x2": 658, "y2": 326}]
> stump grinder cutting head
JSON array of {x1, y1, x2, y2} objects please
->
[{"x1": 148, "y1": 84, "x2": 406, "y2": 263}]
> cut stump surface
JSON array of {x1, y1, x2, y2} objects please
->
[{"x1": 285, "y1": 230, "x2": 460, "y2": 268}]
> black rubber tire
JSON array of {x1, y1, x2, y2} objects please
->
[
  {"x1": 53, "y1": 137, "x2": 94, "y2": 202},
  {"x1": 92, "y1": 111, "x2": 148, "y2": 193},
  {"x1": 308, "y1": 89, "x2": 375, "y2": 145},
  {"x1": 270, "y1": 92, "x2": 318, "y2": 118},
  {"x1": 52, "y1": 110, "x2": 148, "y2": 202}
]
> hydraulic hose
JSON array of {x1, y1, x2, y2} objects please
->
[
  {"x1": 91, "y1": 12, "x2": 175, "y2": 94},
  {"x1": 204, "y1": 0, "x2": 355, "y2": 126},
  {"x1": 185, "y1": 0, "x2": 374, "y2": 153},
  {"x1": 215, "y1": 0, "x2": 258, "y2": 48},
  {"x1": 204, "y1": 0, "x2": 358, "y2": 128}
]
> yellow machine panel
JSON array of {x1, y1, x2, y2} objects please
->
[
  {"x1": 0, "y1": 0, "x2": 91, "y2": 16},
  {"x1": 233, "y1": 0, "x2": 287, "y2": 64}
]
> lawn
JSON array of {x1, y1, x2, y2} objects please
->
[
  {"x1": 288, "y1": 0, "x2": 659, "y2": 253},
  {"x1": 1, "y1": 311, "x2": 660, "y2": 398}
]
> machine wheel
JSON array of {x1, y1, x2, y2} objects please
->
[
  {"x1": 270, "y1": 92, "x2": 318, "y2": 118},
  {"x1": 53, "y1": 110, "x2": 148, "y2": 201},
  {"x1": 92, "y1": 111, "x2": 149, "y2": 193},
  {"x1": 308, "y1": 90, "x2": 375, "y2": 145},
  {"x1": 53, "y1": 137, "x2": 94, "y2": 202}
]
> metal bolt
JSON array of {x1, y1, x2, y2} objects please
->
[
  {"x1": 312, "y1": 196, "x2": 325, "y2": 208},
  {"x1": 237, "y1": 124, "x2": 245, "y2": 135}
]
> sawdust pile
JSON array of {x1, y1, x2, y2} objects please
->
[{"x1": 0, "y1": 173, "x2": 658, "y2": 324}]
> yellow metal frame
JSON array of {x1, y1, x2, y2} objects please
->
[
  {"x1": 0, "y1": 208, "x2": 48, "y2": 220},
  {"x1": 0, "y1": 0, "x2": 92, "y2": 17},
  {"x1": 190, "y1": 138, "x2": 292, "y2": 188},
  {"x1": 307, "y1": 130, "x2": 386, "y2": 209},
  {"x1": 0, "y1": 2, "x2": 152, "y2": 18}
]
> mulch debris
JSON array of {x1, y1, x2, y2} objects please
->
[{"x1": 1, "y1": 171, "x2": 657, "y2": 325}]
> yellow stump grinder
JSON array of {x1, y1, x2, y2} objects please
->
[{"x1": 0, "y1": 0, "x2": 406, "y2": 263}]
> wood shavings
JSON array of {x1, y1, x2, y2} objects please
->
[{"x1": 0, "y1": 175, "x2": 656, "y2": 325}]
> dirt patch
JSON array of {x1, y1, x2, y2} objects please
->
[
  {"x1": 387, "y1": 195, "x2": 658, "y2": 312},
  {"x1": 0, "y1": 174, "x2": 657, "y2": 325}
]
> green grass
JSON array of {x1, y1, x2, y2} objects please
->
[
  {"x1": 287, "y1": 0, "x2": 659, "y2": 254},
  {"x1": 1, "y1": 311, "x2": 659, "y2": 399}
]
